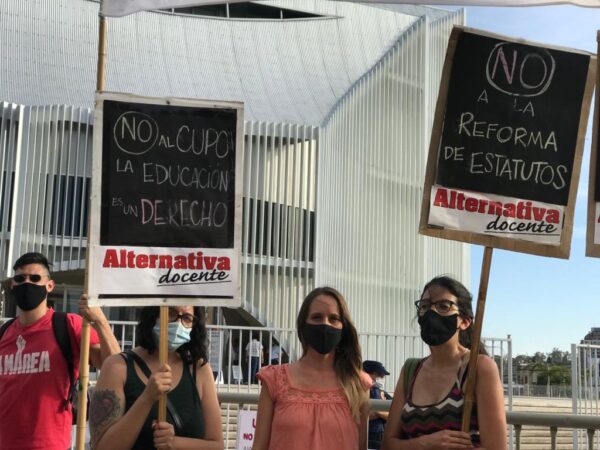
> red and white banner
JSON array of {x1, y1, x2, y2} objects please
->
[
  {"x1": 429, "y1": 185, "x2": 564, "y2": 245},
  {"x1": 91, "y1": 245, "x2": 238, "y2": 299}
]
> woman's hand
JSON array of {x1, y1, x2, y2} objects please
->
[
  {"x1": 153, "y1": 421, "x2": 176, "y2": 450},
  {"x1": 142, "y1": 364, "x2": 172, "y2": 402},
  {"x1": 419, "y1": 430, "x2": 474, "y2": 450}
]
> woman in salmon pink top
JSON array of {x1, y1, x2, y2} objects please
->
[{"x1": 252, "y1": 286, "x2": 372, "y2": 450}]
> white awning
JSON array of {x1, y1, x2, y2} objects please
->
[{"x1": 100, "y1": 0, "x2": 600, "y2": 17}]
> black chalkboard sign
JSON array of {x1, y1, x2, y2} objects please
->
[
  {"x1": 436, "y1": 31, "x2": 589, "y2": 206},
  {"x1": 595, "y1": 99, "x2": 600, "y2": 203},
  {"x1": 420, "y1": 26, "x2": 596, "y2": 259},
  {"x1": 586, "y1": 32, "x2": 600, "y2": 258},
  {"x1": 87, "y1": 93, "x2": 243, "y2": 306},
  {"x1": 100, "y1": 100, "x2": 237, "y2": 248}
]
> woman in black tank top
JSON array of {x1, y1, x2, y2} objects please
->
[
  {"x1": 382, "y1": 277, "x2": 506, "y2": 450},
  {"x1": 90, "y1": 306, "x2": 224, "y2": 450}
]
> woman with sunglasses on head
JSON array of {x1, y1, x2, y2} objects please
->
[
  {"x1": 90, "y1": 306, "x2": 224, "y2": 450},
  {"x1": 252, "y1": 287, "x2": 372, "y2": 450},
  {"x1": 382, "y1": 277, "x2": 506, "y2": 450}
]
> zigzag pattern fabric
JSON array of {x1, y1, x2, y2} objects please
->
[{"x1": 399, "y1": 359, "x2": 481, "y2": 446}]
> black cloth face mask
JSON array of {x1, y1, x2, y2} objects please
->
[
  {"x1": 302, "y1": 323, "x2": 343, "y2": 355},
  {"x1": 418, "y1": 309, "x2": 459, "y2": 346},
  {"x1": 12, "y1": 283, "x2": 48, "y2": 311}
]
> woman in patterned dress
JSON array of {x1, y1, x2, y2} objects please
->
[{"x1": 382, "y1": 276, "x2": 506, "y2": 450}]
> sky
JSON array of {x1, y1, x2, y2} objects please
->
[{"x1": 461, "y1": 5, "x2": 600, "y2": 356}]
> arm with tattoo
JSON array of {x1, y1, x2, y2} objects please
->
[
  {"x1": 90, "y1": 389, "x2": 122, "y2": 448},
  {"x1": 91, "y1": 354, "x2": 156, "y2": 450}
]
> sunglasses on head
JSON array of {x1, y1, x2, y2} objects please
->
[{"x1": 12, "y1": 274, "x2": 46, "y2": 283}]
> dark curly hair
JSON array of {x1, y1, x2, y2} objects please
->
[{"x1": 136, "y1": 306, "x2": 208, "y2": 366}]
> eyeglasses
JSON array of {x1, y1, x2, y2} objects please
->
[
  {"x1": 12, "y1": 274, "x2": 48, "y2": 284},
  {"x1": 168, "y1": 309, "x2": 198, "y2": 329},
  {"x1": 414, "y1": 299, "x2": 459, "y2": 316}
]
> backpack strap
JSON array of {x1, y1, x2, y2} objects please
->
[
  {"x1": 402, "y1": 358, "x2": 422, "y2": 397},
  {"x1": 122, "y1": 350, "x2": 184, "y2": 434},
  {"x1": 0, "y1": 318, "x2": 17, "y2": 340},
  {"x1": 52, "y1": 312, "x2": 75, "y2": 411}
]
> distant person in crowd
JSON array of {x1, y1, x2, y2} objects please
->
[
  {"x1": 382, "y1": 276, "x2": 506, "y2": 450},
  {"x1": 252, "y1": 286, "x2": 372, "y2": 450},
  {"x1": 246, "y1": 334, "x2": 264, "y2": 384},
  {"x1": 231, "y1": 339, "x2": 239, "y2": 365},
  {"x1": 0, "y1": 252, "x2": 120, "y2": 450},
  {"x1": 363, "y1": 360, "x2": 391, "y2": 449},
  {"x1": 90, "y1": 306, "x2": 224, "y2": 450},
  {"x1": 270, "y1": 343, "x2": 281, "y2": 365}
]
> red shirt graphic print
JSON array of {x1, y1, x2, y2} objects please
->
[{"x1": 0, "y1": 309, "x2": 99, "y2": 450}]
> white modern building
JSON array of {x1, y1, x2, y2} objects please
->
[{"x1": 0, "y1": 0, "x2": 469, "y2": 374}]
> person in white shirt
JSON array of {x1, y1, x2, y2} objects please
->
[{"x1": 245, "y1": 335, "x2": 264, "y2": 383}]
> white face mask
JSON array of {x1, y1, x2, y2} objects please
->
[{"x1": 152, "y1": 321, "x2": 192, "y2": 351}]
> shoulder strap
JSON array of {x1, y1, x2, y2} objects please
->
[
  {"x1": 123, "y1": 350, "x2": 184, "y2": 434},
  {"x1": 402, "y1": 358, "x2": 422, "y2": 396},
  {"x1": 52, "y1": 312, "x2": 75, "y2": 410},
  {"x1": 0, "y1": 318, "x2": 17, "y2": 341}
]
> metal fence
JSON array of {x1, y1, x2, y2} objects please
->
[
  {"x1": 511, "y1": 384, "x2": 572, "y2": 398},
  {"x1": 572, "y1": 343, "x2": 600, "y2": 449},
  {"x1": 13, "y1": 316, "x2": 600, "y2": 449},
  {"x1": 104, "y1": 320, "x2": 511, "y2": 395},
  {"x1": 219, "y1": 393, "x2": 600, "y2": 450},
  {"x1": 0, "y1": 316, "x2": 511, "y2": 395}
]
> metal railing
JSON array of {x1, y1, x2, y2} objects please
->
[
  {"x1": 9, "y1": 316, "x2": 600, "y2": 449},
  {"x1": 507, "y1": 411, "x2": 600, "y2": 450},
  {"x1": 0, "y1": 317, "x2": 511, "y2": 395},
  {"x1": 572, "y1": 343, "x2": 600, "y2": 449},
  {"x1": 510, "y1": 384, "x2": 572, "y2": 398},
  {"x1": 218, "y1": 393, "x2": 600, "y2": 450},
  {"x1": 105, "y1": 321, "x2": 515, "y2": 448},
  {"x1": 98, "y1": 320, "x2": 511, "y2": 395}
]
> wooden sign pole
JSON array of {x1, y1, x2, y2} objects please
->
[
  {"x1": 75, "y1": 15, "x2": 108, "y2": 450},
  {"x1": 158, "y1": 306, "x2": 169, "y2": 422},
  {"x1": 461, "y1": 246, "x2": 493, "y2": 432}
]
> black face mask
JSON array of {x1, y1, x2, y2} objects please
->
[
  {"x1": 12, "y1": 283, "x2": 48, "y2": 311},
  {"x1": 418, "y1": 310, "x2": 458, "y2": 346},
  {"x1": 302, "y1": 323, "x2": 343, "y2": 355}
]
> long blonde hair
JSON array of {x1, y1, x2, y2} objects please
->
[{"x1": 297, "y1": 287, "x2": 367, "y2": 421}]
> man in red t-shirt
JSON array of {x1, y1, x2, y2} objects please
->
[{"x1": 0, "y1": 252, "x2": 121, "y2": 450}]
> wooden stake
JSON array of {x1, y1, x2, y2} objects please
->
[
  {"x1": 158, "y1": 306, "x2": 169, "y2": 422},
  {"x1": 75, "y1": 14, "x2": 108, "y2": 450},
  {"x1": 96, "y1": 16, "x2": 108, "y2": 93},
  {"x1": 461, "y1": 246, "x2": 493, "y2": 433},
  {"x1": 75, "y1": 318, "x2": 91, "y2": 450}
]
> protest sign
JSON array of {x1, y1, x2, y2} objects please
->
[
  {"x1": 420, "y1": 26, "x2": 596, "y2": 259},
  {"x1": 418, "y1": 25, "x2": 596, "y2": 433},
  {"x1": 236, "y1": 410, "x2": 257, "y2": 450},
  {"x1": 87, "y1": 92, "x2": 243, "y2": 306},
  {"x1": 586, "y1": 32, "x2": 600, "y2": 257}
]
